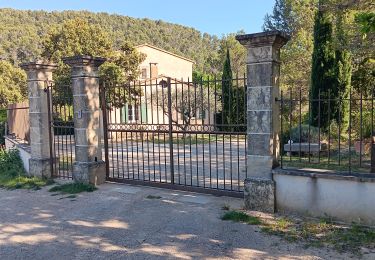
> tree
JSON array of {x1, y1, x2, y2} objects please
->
[
  {"x1": 263, "y1": 0, "x2": 318, "y2": 93},
  {"x1": 333, "y1": 10, "x2": 352, "y2": 129},
  {"x1": 263, "y1": 0, "x2": 293, "y2": 34},
  {"x1": 310, "y1": 1, "x2": 337, "y2": 129},
  {"x1": 151, "y1": 80, "x2": 218, "y2": 132},
  {"x1": 0, "y1": 61, "x2": 27, "y2": 108},
  {"x1": 221, "y1": 49, "x2": 233, "y2": 128},
  {"x1": 218, "y1": 33, "x2": 247, "y2": 76},
  {"x1": 41, "y1": 18, "x2": 146, "y2": 106}
]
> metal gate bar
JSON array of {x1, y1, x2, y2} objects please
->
[{"x1": 101, "y1": 76, "x2": 247, "y2": 196}]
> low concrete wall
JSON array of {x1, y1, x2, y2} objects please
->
[
  {"x1": 273, "y1": 169, "x2": 375, "y2": 225},
  {"x1": 4, "y1": 136, "x2": 31, "y2": 173}
]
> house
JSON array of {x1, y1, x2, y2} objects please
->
[{"x1": 108, "y1": 44, "x2": 216, "y2": 132}]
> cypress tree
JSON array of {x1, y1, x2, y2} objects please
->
[
  {"x1": 222, "y1": 48, "x2": 233, "y2": 127},
  {"x1": 310, "y1": 1, "x2": 336, "y2": 129},
  {"x1": 334, "y1": 11, "x2": 352, "y2": 131}
]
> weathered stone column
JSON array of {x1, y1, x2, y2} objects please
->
[
  {"x1": 63, "y1": 55, "x2": 106, "y2": 185},
  {"x1": 21, "y1": 61, "x2": 57, "y2": 178},
  {"x1": 236, "y1": 31, "x2": 289, "y2": 212}
]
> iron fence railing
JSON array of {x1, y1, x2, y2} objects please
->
[
  {"x1": 279, "y1": 88, "x2": 375, "y2": 174},
  {"x1": 47, "y1": 82, "x2": 74, "y2": 179},
  {"x1": 101, "y1": 76, "x2": 248, "y2": 195}
]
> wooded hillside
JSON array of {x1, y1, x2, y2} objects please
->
[{"x1": 0, "y1": 8, "x2": 222, "y2": 73}]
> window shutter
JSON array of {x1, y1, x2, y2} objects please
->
[
  {"x1": 122, "y1": 105, "x2": 128, "y2": 123},
  {"x1": 141, "y1": 103, "x2": 147, "y2": 124}
]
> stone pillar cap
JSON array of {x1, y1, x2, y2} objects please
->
[
  {"x1": 20, "y1": 60, "x2": 57, "y2": 71},
  {"x1": 63, "y1": 55, "x2": 107, "y2": 67},
  {"x1": 236, "y1": 31, "x2": 290, "y2": 48}
]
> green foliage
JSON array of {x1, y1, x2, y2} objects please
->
[
  {"x1": 355, "y1": 12, "x2": 375, "y2": 38},
  {"x1": 221, "y1": 210, "x2": 261, "y2": 225},
  {"x1": 0, "y1": 109, "x2": 7, "y2": 122},
  {"x1": 0, "y1": 109, "x2": 6, "y2": 145},
  {"x1": 40, "y1": 18, "x2": 146, "y2": 106},
  {"x1": 264, "y1": 0, "x2": 317, "y2": 93},
  {"x1": 218, "y1": 33, "x2": 247, "y2": 76},
  {"x1": 286, "y1": 124, "x2": 320, "y2": 143},
  {"x1": 332, "y1": 11, "x2": 352, "y2": 130},
  {"x1": 0, "y1": 149, "x2": 51, "y2": 189},
  {"x1": 0, "y1": 60, "x2": 27, "y2": 108},
  {"x1": 263, "y1": 0, "x2": 293, "y2": 34},
  {"x1": 49, "y1": 182, "x2": 97, "y2": 194},
  {"x1": 221, "y1": 49, "x2": 233, "y2": 127},
  {"x1": 42, "y1": 18, "x2": 112, "y2": 62},
  {"x1": 352, "y1": 59, "x2": 375, "y2": 95},
  {"x1": 310, "y1": 3, "x2": 337, "y2": 129},
  {"x1": 0, "y1": 8, "x2": 221, "y2": 75}
]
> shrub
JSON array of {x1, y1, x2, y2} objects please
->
[{"x1": 283, "y1": 124, "x2": 320, "y2": 144}]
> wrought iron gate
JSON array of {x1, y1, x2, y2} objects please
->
[
  {"x1": 101, "y1": 76, "x2": 248, "y2": 196},
  {"x1": 46, "y1": 81, "x2": 75, "y2": 179}
]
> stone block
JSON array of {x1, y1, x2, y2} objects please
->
[
  {"x1": 75, "y1": 145, "x2": 101, "y2": 162},
  {"x1": 29, "y1": 158, "x2": 51, "y2": 178},
  {"x1": 247, "y1": 134, "x2": 273, "y2": 156},
  {"x1": 284, "y1": 143, "x2": 328, "y2": 154},
  {"x1": 244, "y1": 177, "x2": 275, "y2": 213},
  {"x1": 74, "y1": 128, "x2": 99, "y2": 146},
  {"x1": 247, "y1": 86, "x2": 272, "y2": 110},
  {"x1": 247, "y1": 62, "x2": 280, "y2": 87},
  {"x1": 246, "y1": 155, "x2": 274, "y2": 179},
  {"x1": 247, "y1": 111, "x2": 272, "y2": 133},
  {"x1": 73, "y1": 160, "x2": 106, "y2": 185},
  {"x1": 247, "y1": 46, "x2": 273, "y2": 63},
  {"x1": 247, "y1": 63, "x2": 273, "y2": 87}
]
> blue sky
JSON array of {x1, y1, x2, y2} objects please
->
[{"x1": 0, "y1": 0, "x2": 275, "y2": 36}]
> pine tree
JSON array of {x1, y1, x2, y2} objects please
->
[
  {"x1": 310, "y1": 1, "x2": 336, "y2": 129},
  {"x1": 221, "y1": 48, "x2": 233, "y2": 127},
  {"x1": 263, "y1": 0, "x2": 293, "y2": 34}
]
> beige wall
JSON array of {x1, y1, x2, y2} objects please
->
[{"x1": 136, "y1": 45, "x2": 193, "y2": 80}]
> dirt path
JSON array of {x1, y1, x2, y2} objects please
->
[{"x1": 0, "y1": 183, "x2": 364, "y2": 259}]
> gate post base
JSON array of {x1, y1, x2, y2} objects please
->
[
  {"x1": 29, "y1": 158, "x2": 52, "y2": 179},
  {"x1": 73, "y1": 161, "x2": 106, "y2": 186},
  {"x1": 244, "y1": 178, "x2": 275, "y2": 213}
]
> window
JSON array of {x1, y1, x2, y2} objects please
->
[{"x1": 141, "y1": 68, "x2": 147, "y2": 79}]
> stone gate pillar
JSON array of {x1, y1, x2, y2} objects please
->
[
  {"x1": 63, "y1": 55, "x2": 106, "y2": 185},
  {"x1": 236, "y1": 31, "x2": 289, "y2": 212},
  {"x1": 21, "y1": 61, "x2": 57, "y2": 178}
]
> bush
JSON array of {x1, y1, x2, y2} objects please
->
[
  {"x1": 282, "y1": 124, "x2": 320, "y2": 144},
  {"x1": 0, "y1": 149, "x2": 25, "y2": 177},
  {"x1": 0, "y1": 149, "x2": 51, "y2": 189}
]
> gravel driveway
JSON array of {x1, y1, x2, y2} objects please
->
[{"x1": 0, "y1": 183, "x2": 361, "y2": 259}]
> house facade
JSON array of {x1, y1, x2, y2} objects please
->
[{"x1": 108, "y1": 44, "x2": 215, "y2": 131}]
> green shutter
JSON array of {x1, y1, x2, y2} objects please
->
[
  {"x1": 122, "y1": 105, "x2": 128, "y2": 123},
  {"x1": 141, "y1": 103, "x2": 147, "y2": 123}
]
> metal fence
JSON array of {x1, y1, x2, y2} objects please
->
[
  {"x1": 279, "y1": 88, "x2": 375, "y2": 174},
  {"x1": 47, "y1": 82, "x2": 74, "y2": 179},
  {"x1": 101, "y1": 76, "x2": 248, "y2": 196}
]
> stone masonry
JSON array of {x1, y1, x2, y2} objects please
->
[
  {"x1": 21, "y1": 61, "x2": 57, "y2": 178},
  {"x1": 63, "y1": 56, "x2": 106, "y2": 185},
  {"x1": 236, "y1": 31, "x2": 289, "y2": 212}
]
